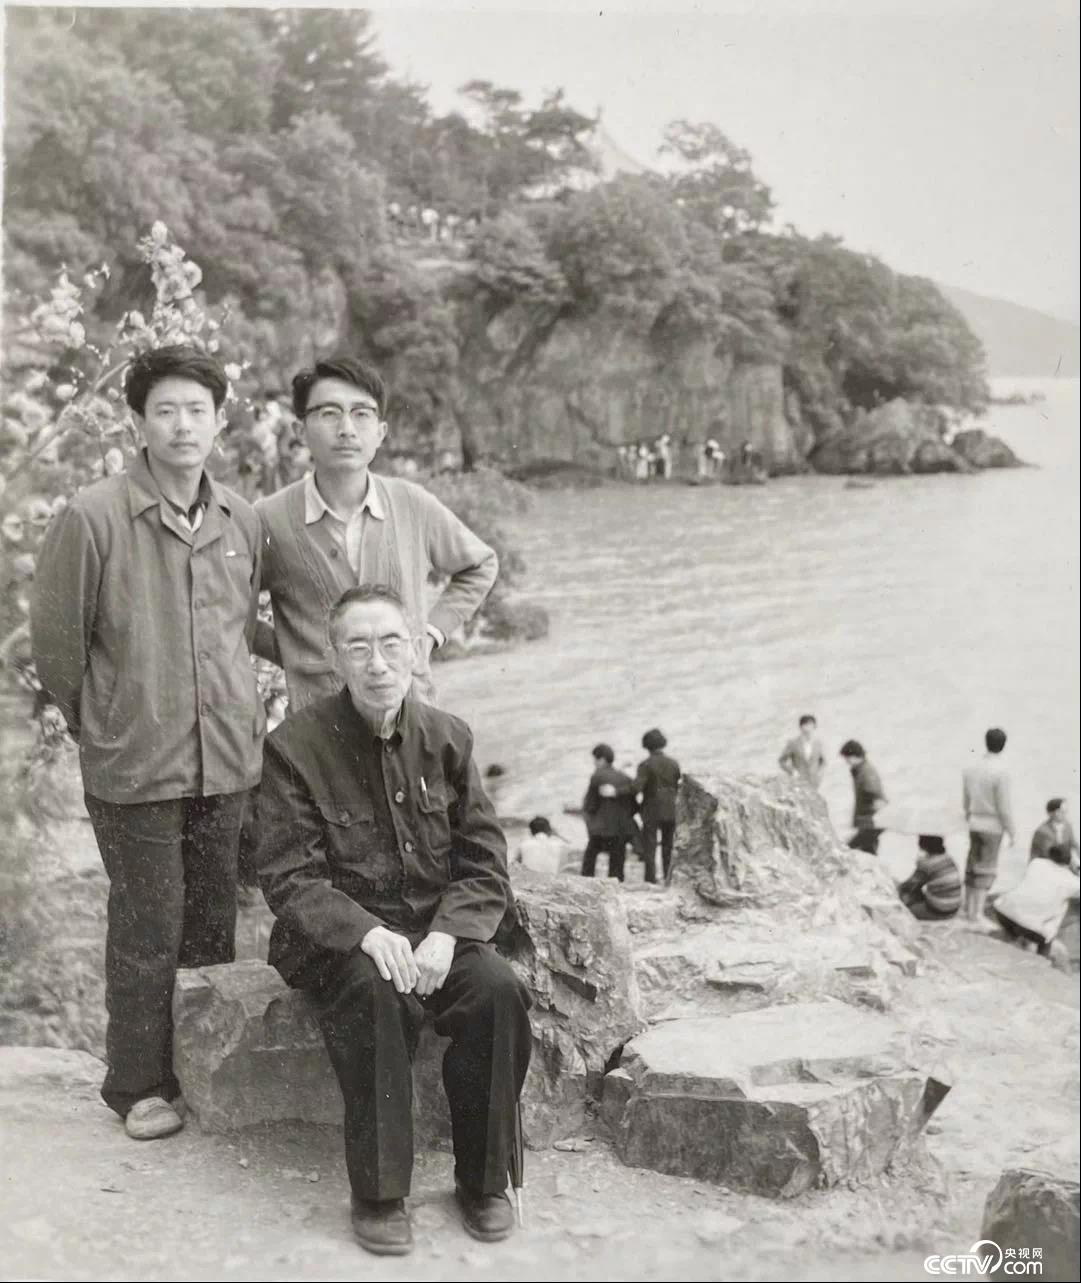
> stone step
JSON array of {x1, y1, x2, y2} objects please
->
[{"x1": 602, "y1": 1000, "x2": 950, "y2": 1198}]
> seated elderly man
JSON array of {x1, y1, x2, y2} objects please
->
[{"x1": 253, "y1": 584, "x2": 532, "y2": 1257}]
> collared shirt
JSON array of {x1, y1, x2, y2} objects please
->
[
  {"x1": 253, "y1": 689, "x2": 511, "y2": 981},
  {"x1": 303, "y1": 471, "x2": 385, "y2": 577},
  {"x1": 31, "y1": 450, "x2": 264, "y2": 803}
]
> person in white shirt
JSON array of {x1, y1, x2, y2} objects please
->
[
  {"x1": 514, "y1": 817, "x2": 569, "y2": 878},
  {"x1": 962, "y1": 727, "x2": 1016, "y2": 923},
  {"x1": 992, "y1": 844, "x2": 1079, "y2": 968},
  {"x1": 778, "y1": 714, "x2": 827, "y2": 790}
]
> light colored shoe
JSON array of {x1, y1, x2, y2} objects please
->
[{"x1": 125, "y1": 1096, "x2": 185, "y2": 1140}]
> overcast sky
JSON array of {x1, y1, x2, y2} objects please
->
[{"x1": 373, "y1": 0, "x2": 1079, "y2": 321}]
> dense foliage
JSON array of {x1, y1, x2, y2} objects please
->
[{"x1": 4, "y1": 6, "x2": 989, "y2": 460}]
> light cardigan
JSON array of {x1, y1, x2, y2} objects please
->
[{"x1": 255, "y1": 473, "x2": 497, "y2": 710}]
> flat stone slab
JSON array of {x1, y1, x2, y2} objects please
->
[
  {"x1": 982, "y1": 1168, "x2": 1080, "y2": 1283},
  {"x1": 603, "y1": 1000, "x2": 949, "y2": 1197}
]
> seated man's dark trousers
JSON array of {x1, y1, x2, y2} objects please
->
[
  {"x1": 84, "y1": 792, "x2": 246, "y2": 1116},
  {"x1": 296, "y1": 939, "x2": 532, "y2": 1202}
]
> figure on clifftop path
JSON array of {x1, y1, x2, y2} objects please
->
[{"x1": 778, "y1": 714, "x2": 827, "y2": 791}]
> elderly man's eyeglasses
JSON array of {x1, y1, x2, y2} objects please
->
[
  {"x1": 305, "y1": 402, "x2": 381, "y2": 430},
  {"x1": 339, "y1": 634, "x2": 413, "y2": 665}
]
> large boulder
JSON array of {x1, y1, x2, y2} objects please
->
[
  {"x1": 634, "y1": 773, "x2": 919, "y2": 1019},
  {"x1": 602, "y1": 1000, "x2": 950, "y2": 1197},
  {"x1": 981, "y1": 1168, "x2": 1080, "y2": 1282},
  {"x1": 811, "y1": 399, "x2": 970, "y2": 475},
  {"x1": 172, "y1": 961, "x2": 452, "y2": 1144},
  {"x1": 172, "y1": 874, "x2": 645, "y2": 1149},
  {"x1": 952, "y1": 428, "x2": 1023, "y2": 469}
]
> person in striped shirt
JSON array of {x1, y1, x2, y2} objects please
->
[{"x1": 898, "y1": 835, "x2": 962, "y2": 920}]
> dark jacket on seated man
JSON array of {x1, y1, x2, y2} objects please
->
[
  {"x1": 256, "y1": 687, "x2": 510, "y2": 981},
  {"x1": 253, "y1": 683, "x2": 531, "y2": 1215}
]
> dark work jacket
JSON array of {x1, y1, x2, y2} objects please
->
[
  {"x1": 850, "y1": 759, "x2": 887, "y2": 830},
  {"x1": 635, "y1": 751, "x2": 681, "y2": 826},
  {"x1": 583, "y1": 764, "x2": 639, "y2": 839},
  {"x1": 253, "y1": 688, "x2": 511, "y2": 982}
]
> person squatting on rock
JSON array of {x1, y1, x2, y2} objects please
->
[
  {"x1": 253, "y1": 356, "x2": 497, "y2": 712},
  {"x1": 635, "y1": 728, "x2": 681, "y2": 883},
  {"x1": 840, "y1": 739, "x2": 887, "y2": 855},
  {"x1": 991, "y1": 843, "x2": 1079, "y2": 968},
  {"x1": 1030, "y1": 797, "x2": 1079, "y2": 868},
  {"x1": 251, "y1": 584, "x2": 532, "y2": 1257},
  {"x1": 777, "y1": 713, "x2": 827, "y2": 791},
  {"x1": 897, "y1": 835, "x2": 962, "y2": 920},
  {"x1": 30, "y1": 346, "x2": 264, "y2": 1141},
  {"x1": 962, "y1": 727, "x2": 1015, "y2": 923},
  {"x1": 514, "y1": 815, "x2": 570, "y2": 877},
  {"x1": 580, "y1": 743, "x2": 640, "y2": 881}
]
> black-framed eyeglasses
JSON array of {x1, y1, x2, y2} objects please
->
[{"x1": 304, "y1": 402, "x2": 381, "y2": 429}]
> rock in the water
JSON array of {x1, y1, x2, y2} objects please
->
[
  {"x1": 172, "y1": 961, "x2": 452, "y2": 1145},
  {"x1": 810, "y1": 399, "x2": 971, "y2": 475},
  {"x1": 603, "y1": 1000, "x2": 949, "y2": 1197},
  {"x1": 952, "y1": 428, "x2": 1023, "y2": 469},
  {"x1": 981, "y1": 1168, "x2": 1080, "y2": 1282}
]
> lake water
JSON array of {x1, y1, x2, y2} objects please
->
[{"x1": 438, "y1": 377, "x2": 1080, "y2": 885}]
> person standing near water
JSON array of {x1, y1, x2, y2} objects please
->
[
  {"x1": 840, "y1": 740, "x2": 887, "y2": 854},
  {"x1": 635, "y1": 729, "x2": 681, "y2": 883},
  {"x1": 778, "y1": 715, "x2": 827, "y2": 790},
  {"x1": 962, "y1": 727, "x2": 1015, "y2": 923},
  {"x1": 581, "y1": 744, "x2": 639, "y2": 881}
]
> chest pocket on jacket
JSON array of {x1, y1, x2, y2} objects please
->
[
  {"x1": 417, "y1": 780, "x2": 455, "y2": 857},
  {"x1": 316, "y1": 795, "x2": 375, "y2": 865}
]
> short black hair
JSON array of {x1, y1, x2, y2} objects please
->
[
  {"x1": 642, "y1": 728, "x2": 667, "y2": 752},
  {"x1": 124, "y1": 345, "x2": 229, "y2": 415},
  {"x1": 528, "y1": 816, "x2": 552, "y2": 836},
  {"x1": 592, "y1": 743, "x2": 614, "y2": 764},
  {"x1": 840, "y1": 739, "x2": 865, "y2": 759},
  {"x1": 328, "y1": 584, "x2": 407, "y2": 645},
  {"x1": 799, "y1": 714, "x2": 817, "y2": 728},
  {"x1": 292, "y1": 356, "x2": 388, "y2": 419},
  {"x1": 1046, "y1": 844, "x2": 1072, "y2": 867},
  {"x1": 918, "y1": 835, "x2": 946, "y2": 855},
  {"x1": 1046, "y1": 798, "x2": 1065, "y2": 815},
  {"x1": 985, "y1": 727, "x2": 1007, "y2": 753}
]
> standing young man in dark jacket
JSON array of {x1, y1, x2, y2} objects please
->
[
  {"x1": 840, "y1": 739, "x2": 887, "y2": 855},
  {"x1": 31, "y1": 346, "x2": 264, "y2": 1140},
  {"x1": 635, "y1": 728, "x2": 681, "y2": 883},
  {"x1": 580, "y1": 744, "x2": 639, "y2": 882},
  {"x1": 252, "y1": 585, "x2": 531, "y2": 1257}
]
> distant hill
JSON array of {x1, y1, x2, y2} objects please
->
[{"x1": 938, "y1": 283, "x2": 1080, "y2": 378}]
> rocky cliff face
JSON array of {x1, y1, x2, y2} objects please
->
[{"x1": 450, "y1": 300, "x2": 806, "y2": 474}]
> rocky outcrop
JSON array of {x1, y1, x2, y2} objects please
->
[
  {"x1": 811, "y1": 399, "x2": 970, "y2": 475},
  {"x1": 951, "y1": 428, "x2": 1023, "y2": 469},
  {"x1": 453, "y1": 299, "x2": 805, "y2": 475},
  {"x1": 172, "y1": 873, "x2": 644, "y2": 1149},
  {"x1": 981, "y1": 1168, "x2": 1080, "y2": 1282},
  {"x1": 602, "y1": 1001, "x2": 949, "y2": 1197}
]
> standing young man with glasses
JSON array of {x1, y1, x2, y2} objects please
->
[
  {"x1": 252, "y1": 584, "x2": 531, "y2": 1256},
  {"x1": 254, "y1": 357, "x2": 498, "y2": 710}
]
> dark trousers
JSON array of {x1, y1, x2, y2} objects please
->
[
  {"x1": 641, "y1": 819, "x2": 676, "y2": 883},
  {"x1": 85, "y1": 791, "x2": 245, "y2": 1116},
  {"x1": 581, "y1": 835, "x2": 627, "y2": 881},
  {"x1": 903, "y1": 896, "x2": 959, "y2": 921},
  {"x1": 848, "y1": 827, "x2": 882, "y2": 855},
  {"x1": 994, "y1": 909, "x2": 1052, "y2": 956},
  {"x1": 301, "y1": 941, "x2": 532, "y2": 1202}
]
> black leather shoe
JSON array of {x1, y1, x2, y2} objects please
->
[
  {"x1": 454, "y1": 1181, "x2": 515, "y2": 1242},
  {"x1": 351, "y1": 1198, "x2": 413, "y2": 1256}
]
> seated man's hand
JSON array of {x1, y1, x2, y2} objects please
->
[
  {"x1": 413, "y1": 931, "x2": 456, "y2": 998},
  {"x1": 361, "y1": 925, "x2": 419, "y2": 994}
]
